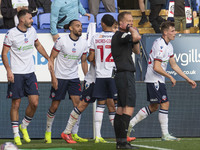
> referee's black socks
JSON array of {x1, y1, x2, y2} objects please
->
[{"x1": 114, "y1": 113, "x2": 131, "y2": 143}]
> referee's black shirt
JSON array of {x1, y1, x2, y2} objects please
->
[{"x1": 111, "y1": 31, "x2": 136, "y2": 72}]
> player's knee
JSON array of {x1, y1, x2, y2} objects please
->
[
  {"x1": 149, "y1": 104, "x2": 159, "y2": 112},
  {"x1": 107, "y1": 106, "x2": 116, "y2": 112},
  {"x1": 11, "y1": 103, "x2": 20, "y2": 110},
  {"x1": 30, "y1": 101, "x2": 38, "y2": 109}
]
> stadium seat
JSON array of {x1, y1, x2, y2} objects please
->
[
  {"x1": 32, "y1": 15, "x2": 38, "y2": 29},
  {"x1": 96, "y1": 12, "x2": 118, "y2": 30},
  {"x1": 39, "y1": 13, "x2": 50, "y2": 29},
  {"x1": 80, "y1": 0, "x2": 89, "y2": 13},
  {"x1": 37, "y1": 7, "x2": 44, "y2": 14},
  {"x1": 99, "y1": 0, "x2": 118, "y2": 13},
  {"x1": 79, "y1": 13, "x2": 95, "y2": 30}
]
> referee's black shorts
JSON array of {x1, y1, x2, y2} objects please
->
[{"x1": 114, "y1": 71, "x2": 136, "y2": 107}]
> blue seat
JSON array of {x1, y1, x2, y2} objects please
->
[
  {"x1": 80, "y1": 0, "x2": 89, "y2": 13},
  {"x1": 79, "y1": 13, "x2": 95, "y2": 30},
  {"x1": 39, "y1": 13, "x2": 50, "y2": 29},
  {"x1": 96, "y1": 12, "x2": 118, "y2": 30},
  {"x1": 32, "y1": 15, "x2": 38, "y2": 29},
  {"x1": 37, "y1": 7, "x2": 44, "y2": 14},
  {"x1": 99, "y1": 0, "x2": 118, "y2": 13}
]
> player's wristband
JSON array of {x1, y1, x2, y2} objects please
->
[
  {"x1": 133, "y1": 41, "x2": 140, "y2": 44},
  {"x1": 126, "y1": 24, "x2": 130, "y2": 32}
]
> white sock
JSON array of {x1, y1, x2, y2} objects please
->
[
  {"x1": 95, "y1": 104, "x2": 105, "y2": 137},
  {"x1": 115, "y1": 103, "x2": 117, "y2": 111},
  {"x1": 109, "y1": 112, "x2": 115, "y2": 126},
  {"x1": 159, "y1": 109, "x2": 169, "y2": 136},
  {"x1": 72, "y1": 114, "x2": 81, "y2": 134},
  {"x1": 64, "y1": 107, "x2": 81, "y2": 135},
  {"x1": 130, "y1": 106, "x2": 151, "y2": 127},
  {"x1": 46, "y1": 110, "x2": 55, "y2": 132},
  {"x1": 21, "y1": 116, "x2": 32, "y2": 129},
  {"x1": 11, "y1": 121, "x2": 20, "y2": 138}
]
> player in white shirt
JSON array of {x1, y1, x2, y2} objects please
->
[
  {"x1": 127, "y1": 21, "x2": 196, "y2": 141},
  {"x1": 88, "y1": 14, "x2": 117, "y2": 143},
  {"x1": 1, "y1": 9, "x2": 53, "y2": 146},
  {"x1": 44, "y1": 19, "x2": 88, "y2": 144}
]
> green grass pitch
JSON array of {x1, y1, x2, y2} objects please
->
[{"x1": 0, "y1": 138, "x2": 200, "y2": 150}]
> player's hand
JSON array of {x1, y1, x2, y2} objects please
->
[
  {"x1": 48, "y1": 59, "x2": 54, "y2": 73},
  {"x1": 17, "y1": 7, "x2": 22, "y2": 12},
  {"x1": 165, "y1": 10, "x2": 169, "y2": 16},
  {"x1": 21, "y1": 6, "x2": 28, "y2": 10},
  {"x1": 52, "y1": 77, "x2": 58, "y2": 90},
  {"x1": 187, "y1": 79, "x2": 197, "y2": 89},
  {"x1": 170, "y1": 76, "x2": 176, "y2": 87},
  {"x1": 193, "y1": 11, "x2": 197, "y2": 18},
  {"x1": 84, "y1": 13, "x2": 91, "y2": 20},
  {"x1": 7, "y1": 70, "x2": 14, "y2": 83}
]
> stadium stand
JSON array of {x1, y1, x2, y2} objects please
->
[
  {"x1": 39, "y1": 13, "x2": 50, "y2": 29},
  {"x1": 32, "y1": 15, "x2": 38, "y2": 29},
  {"x1": 96, "y1": 12, "x2": 118, "y2": 31},
  {"x1": 80, "y1": 0, "x2": 90, "y2": 13},
  {"x1": 119, "y1": 9, "x2": 199, "y2": 34},
  {"x1": 99, "y1": 0, "x2": 118, "y2": 13},
  {"x1": 79, "y1": 13, "x2": 95, "y2": 30}
]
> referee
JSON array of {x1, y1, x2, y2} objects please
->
[{"x1": 111, "y1": 11, "x2": 141, "y2": 149}]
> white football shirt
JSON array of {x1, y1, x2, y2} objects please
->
[
  {"x1": 145, "y1": 37, "x2": 174, "y2": 83},
  {"x1": 3, "y1": 26, "x2": 38, "y2": 74},
  {"x1": 53, "y1": 34, "x2": 88, "y2": 79},
  {"x1": 84, "y1": 63, "x2": 96, "y2": 83},
  {"x1": 90, "y1": 31, "x2": 115, "y2": 78}
]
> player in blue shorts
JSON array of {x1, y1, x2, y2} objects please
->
[
  {"x1": 1, "y1": 9, "x2": 53, "y2": 146},
  {"x1": 127, "y1": 21, "x2": 197, "y2": 141},
  {"x1": 62, "y1": 15, "x2": 118, "y2": 144},
  {"x1": 44, "y1": 19, "x2": 88, "y2": 144},
  {"x1": 87, "y1": 14, "x2": 118, "y2": 143}
]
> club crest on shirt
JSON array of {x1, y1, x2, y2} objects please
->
[
  {"x1": 24, "y1": 38, "x2": 28, "y2": 43},
  {"x1": 72, "y1": 48, "x2": 76, "y2": 53},
  {"x1": 162, "y1": 95, "x2": 167, "y2": 101}
]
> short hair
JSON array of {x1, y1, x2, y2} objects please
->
[
  {"x1": 17, "y1": 9, "x2": 31, "y2": 19},
  {"x1": 118, "y1": 11, "x2": 132, "y2": 24},
  {"x1": 101, "y1": 14, "x2": 115, "y2": 27},
  {"x1": 161, "y1": 21, "x2": 175, "y2": 34},
  {"x1": 64, "y1": 19, "x2": 80, "y2": 30}
]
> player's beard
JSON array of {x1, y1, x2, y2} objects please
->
[
  {"x1": 74, "y1": 30, "x2": 82, "y2": 37},
  {"x1": 24, "y1": 21, "x2": 32, "y2": 28}
]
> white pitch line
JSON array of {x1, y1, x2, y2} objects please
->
[
  {"x1": 106, "y1": 141, "x2": 173, "y2": 150},
  {"x1": 132, "y1": 144, "x2": 173, "y2": 150}
]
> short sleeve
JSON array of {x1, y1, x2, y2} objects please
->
[
  {"x1": 83, "y1": 42, "x2": 88, "y2": 55},
  {"x1": 53, "y1": 37, "x2": 62, "y2": 52},
  {"x1": 89, "y1": 35, "x2": 95, "y2": 52},
  {"x1": 169, "y1": 44, "x2": 174, "y2": 58},
  {"x1": 32, "y1": 27, "x2": 38, "y2": 42},
  {"x1": 152, "y1": 41, "x2": 164, "y2": 62},
  {"x1": 117, "y1": 32, "x2": 133, "y2": 44},
  {"x1": 3, "y1": 31, "x2": 13, "y2": 48}
]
